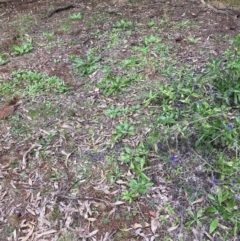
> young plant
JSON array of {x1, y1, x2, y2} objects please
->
[
  {"x1": 0, "y1": 70, "x2": 68, "y2": 96},
  {"x1": 98, "y1": 75, "x2": 131, "y2": 96},
  {"x1": 12, "y1": 39, "x2": 33, "y2": 56},
  {"x1": 112, "y1": 120, "x2": 136, "y2": 143},
  {"x1": 143, "y1": 35, "x2": 162, "y2": 45},
  {"x1": 185, "y1": 208, "x2": 205, "y2": 229},
  {"x1": 205, "y1": 187, "x2": 239, "y2": 234},
  {"x1": 43, "y1": 32, "x2": 55, "y2": 41},
  {"x1": 113, "y1": 19, "x2": 132, "y2": 29},
  {"x1": 70, "y1": 54, "x2": 101, "y2": 76},
  {"x1": 69, "y1": 12, "x2": 82, "y2": 21}
]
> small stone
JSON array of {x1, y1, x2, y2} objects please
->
[{"x1": 173, "y1": 33, "x2": 183, "y2": 42}]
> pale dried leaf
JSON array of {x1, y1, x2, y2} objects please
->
[
  {"x1": 112, "y1": 201, "x2": 125, "y2": 206},
  {"x1": 87, "y1": 218, "x2": 97, "y2": 222},
  {"x1": 131, "y1": 223, "x2": 143, "y2": 229},
  {"x1": 65, "y1": 216, "x2": 73, "y2": 228},
  {"x1": 35, "y1": 229, "x2": 58, "y2": 239},
  {"x1": 167, "y1": 224, "x2": 179, "y2": 232},
  {"x1": 115, "y1": 180, "x2": 127, "y2": 185},
  {"x1": 85, "y1": 229, "x2": 98, "y2": 238},
  {"x1": 192, "y1": 196, "x2": 204, "y2": 205},
  {"x1": 151, "y1": 217, "x2": 159, "y2": 234},
  {"x1": 107, "y1": 208, "x2": 115, "y2": 218}
]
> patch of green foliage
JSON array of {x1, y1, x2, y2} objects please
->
[
  {"x1": 70, "y1": 54, "x2": 102, "y2": 76},
  {"x1": 120, "y1": 143, "x2": 153, "y2": 203},
  {"x1": 69, "y1": 12, "x2": 82, "y2": 21},
  {"x1": 97, "y1": 74, "x2": 132, "y2": 96},
  {"x1": 0, "y1": 70, "x2": 68, "y2": 96},
  {"x1": 144, "y1": 34, "x2": 240, "y2": 236},
  {"x1": 113, "y1": 19, "x2": 133, "y2": 29},
  {"x1": 12, "y1": 39, "x2": 33, "y2": 56},
  {"x1": 104, "y1": 104, "x2": 141, "y2": 118}
]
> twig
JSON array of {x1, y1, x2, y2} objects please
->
[
  {"x1": 58, "y1": 194, "x2": 112, "y2": 206},
  {"x1": 136, "y1": 201, "x2": 146, "y2": 221},
  {"x1": 199, "y1": 0, "x2": 240, "y2": 17}
]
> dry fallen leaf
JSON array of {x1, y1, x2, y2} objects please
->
[
  {"x1": 149, "y1": 210, "x2": 156, "y2": 217},
  {"x1": 0, "y1": 96, "x2": 19, "y2": 120},
  {"x1": 131, "y1": 223, "x2": 143, "y2": 229},
  {"x1": 0, "y1": 104, "x2": 14, "y2": 119},
  {"x1": 167, "y1": 224, "x2": 179, "y2": 232},
  {"x1": 151, "y1": 217, "x2": 159, "y2": 234},
  {"x1": 192, "y1": 196, "x2": 204, "y2": 205}
]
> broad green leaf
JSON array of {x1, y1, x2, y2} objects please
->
[
  {"x1": 209, "y1": 218, "x2": 219, "y2": 234},
  {"x1": 205, "y1": 206, "x2": 216, "y2": 213},
  {"x1": 197, "y1": 209, "x2": 203, "y2": 218}
]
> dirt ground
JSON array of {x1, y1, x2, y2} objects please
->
[{"x1": 0, "y1": 0, "x2": 240, "y2": 240}]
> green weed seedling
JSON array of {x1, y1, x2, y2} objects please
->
[
  {"x1": 70, "y1": 54, "x2": 101, "y2": 76},
  {"x1": 105, "y1": 31, "x2": 120, "y2": 49},
  {"x1": 133, "y1": 45, "x2": 149, "y2": 54},
  {"x1": 50, "y1": 168, "x2": 65, "y2": 182},
  {"x1": 104, "y1": 104, "x2": 126, "y2": 118},
  {"x1": 43, "y1": 32, "x2": 55, "y2": 41},
  {"x1": 205, "y1": 187, "x2": 239, "y2": 234},
  {"x1": 98, "y1": 75, "x2": 131, "y2": 96},
  {"x1": 120, "y1": 57, "x2": 138, "y2": 69},
  {"x1": 113, "y1": 19, "x2": 133, "y2": 29},
  {"x1": 119, "y1": 143, "x2": 153, "y2": 203},
  {"x1": 177, "y1": 20, "x2": 191, "y2": 28},
  {"x1": 147, "y1": 19, "x2": 155, "y2": 28},
  {"x1": 188, "y1": 37, "x2": 199, "y2": 43},
  {"x1": 0, "y1": 55, "x2": 6, "y2": 63},
  {"x1": 128, "y1": 178, "x2": 153, "y2": 195},
  {"x1": 0, "y1": 70, "x2": 68, "y2": 96},
  {"x1": 185, "y1": 208, "x2": 205, "y2": 229},
  {"x1": 69, "y1": 12, "x2": 82, "y2": 21},
  {"x1": 102, "y1": 218, "x2": 109, "y2": 224},
  {"x1": 213, "y1": 153, "x2": 240, "y2": 183},
  {"x1": 112, "y1": 119, "x2": 136, "y2": 143},
  {"x1": 121, "y1": 189, "x2": 137, "y2": 203},
  {"x1": 105, "y1": 104, "x2": 141, "y2": 118},
  {"x1": 121, "y1": 178, "x2": 152, "y2": 204},
  {"x1": 12, "y1": 40, "x2": 33, "y2": 56},
  {"x1": 143, "y1": 35, "x2": 162, "y2": 45}
]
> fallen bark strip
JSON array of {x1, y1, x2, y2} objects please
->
[
  {"x1": 0, "y1": 60, "x2": 10, "y2": 66},
  {"x1": 43, "y1": 4, "x2": 81, "y2": 19},
  {"x1": 199, "y1": 0, "x2": 240, "y2": 17}
]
